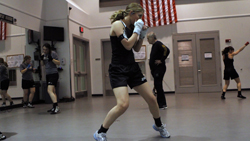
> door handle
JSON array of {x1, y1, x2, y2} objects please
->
[{"x1": 198, "y1": 62, "x2": 201, "y2": 72}]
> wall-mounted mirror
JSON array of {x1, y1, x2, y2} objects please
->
[{"x1": 0, "y1": 23, "x2": 41, "y2": 109}]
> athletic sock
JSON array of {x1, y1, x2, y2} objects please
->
[
  {"x1": 53, "y1": 103, "x2": 58, "y2": 108},
  {"x1": 238, "y1": 91, "x2": 241, "y2": 96},
  {"x1": 98, "y1": 125, "x2": 109, "y2": 134},
  {"x1": 154, "y1": 117, "x2": 162, "y2": 127},
  {"x1": 222, "y1": 92, "x2": 225, "y2": 96}
]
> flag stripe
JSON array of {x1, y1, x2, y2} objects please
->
[
  {"x1": 151, "y1": 0, "x2": 155, "y2": 27},
  {"x1": 0, "y1": 21, "x2": 7, "y2": 40},
  {"x1": 167, "y1": 0, "x2": 172, "y2": 24},
  {"x1": 145, "y1": 0, "x2": 151, "y2": 27},
  {"x1": 156, "y1": 0, "x2": 161, "y2": 26},
  {"x1": 0, "y1": 21, "x2": 2, "y2": 40},
  {"x1": 140, "y1": 0, "x2": 177, "y2": 27}
]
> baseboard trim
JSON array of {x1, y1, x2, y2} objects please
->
[{"x1": 0, "y1": 97, "x2": 23, "y2": 100}]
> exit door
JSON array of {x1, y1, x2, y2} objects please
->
[{"x1": 73, "y1": 38, "x2": 89, "y2": 97}]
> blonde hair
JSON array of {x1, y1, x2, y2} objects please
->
[
  {"x1": 110, "y1": 3, "x2": 144, "y2": 24},
  {"x1": 23, "y1": 55, "x2": 31, "y2": 63}
]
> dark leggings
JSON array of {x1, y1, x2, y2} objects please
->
[{"x1": 151, "y1": 65, "x2": 167, "y2": 107}]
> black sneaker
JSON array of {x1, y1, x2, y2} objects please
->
[
  {"x1": 238, "y1": 95, "x2": 246, "y2": 99},
  {"x1": 27, "y1": 103, "x2": 35, "y2": 108},
  {"x1": 47, "y1": 108, "x2": 54, "y2": 112},
  {"x1": 0, "y1": 132, "x2": 6, "y2": 140},
  {"x1": 50, "y1": 106, "x2": 60, "y2": 114},
  {"x1": 10, "y1": 101, "x2": 14, "y2": 106},
  {"x1": 221, "y1": 95, "x2": 226, "y2": 99},
  {"x1": 1, "y1": 103, "x2": 6, "y2": 107}
]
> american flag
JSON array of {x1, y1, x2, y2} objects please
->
[
  {"x1": 140, "y1": 0, "x2": 177, "y2": 27},
  {"x1": 0, "y1": 21, "x2": 7, "y2": 40}
]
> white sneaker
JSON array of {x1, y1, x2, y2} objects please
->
[
  {"x1": 0, "y1": 132, "x2": 6, "y2": 140},
  {"x1": 1, "y1": 103, "x2": 6, "y2": 107},
  {"x1": 153, "y1": 124, "x2": 170, "y2": 138},
  {"x1": 93, "y1": 130, "x2": 107, "y2": 141},
  {"x1": 50, "y1": 106, "x2": 60, "y2": 114},
  {"x1": 27, "y1": 103, "x2": 35, "y2": 108}
]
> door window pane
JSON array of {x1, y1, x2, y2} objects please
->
[
  {"x1": 80, "y1": 76, "x2": 86, "y2": 91},
  {"x1": 73, "y1": 44, "x2": 77, "y2": 71},
  {"x1": 79, "y1": 46, "x2": 86, "y2": 72},
  {"x1": 75, "y1": 76, "x2": 78, "y2": 92}
]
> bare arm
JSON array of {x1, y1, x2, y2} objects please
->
[
  {"x1": 133, "y1": 39, "x2": 144, "y2": 52},
  {"x1": 52, "y1": 59, "x2": 60, "y2": 65},
  {"x1": 21, "y1": 68, "x2": 28, "y2": 74},
  {"x1": 111, "y1": 21, "x2": 139, "y2": 50},
  {"x1": 232, "y1": 43, "x2": 249, "y2": 56}
]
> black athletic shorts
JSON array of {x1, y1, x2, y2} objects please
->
[
  {"x1": 0, "y1": 79, "x2": 10, "y2": 90},
  {"x1": 22, "y1": 79, "x2": 35, "y2": 89},
  {"x1": 224, "y1": 69, "x2": 239, "y2": 80},
  {"x1": 109, "y1": 63, "x2": 147, "y2": 89},
  {"x1": 46, "y1": 73, "x2": 59, "y2": 87}
]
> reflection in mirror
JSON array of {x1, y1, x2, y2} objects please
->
[{"x1": 0, "y1": 23, "x2": 41, "y2": 110}]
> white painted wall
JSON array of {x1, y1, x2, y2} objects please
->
[
  {"x1": 41, "y1": 0, "x2": 71, "y2": 99},
  {"x1": 0, "y1": 24, "x2": 25, "y2": 98},
  {"x1": 0, "y1": 0, "x2": 44, "y2": 31}
]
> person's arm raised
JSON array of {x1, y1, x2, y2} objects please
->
[{"x1": 232, "y1": 42, "x2": 249, "y2": 56}]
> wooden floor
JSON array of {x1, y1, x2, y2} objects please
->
[{"x1": 1, "y1": 91, "x2": 250, "y2": 141}]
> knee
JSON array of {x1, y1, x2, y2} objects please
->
[
  {"x1": 117, "y1": 101, "x2": 129, "y2": 111},
  {"x1": 238, "y1": 82, "x2": 241, "y2": 86},
  {"x1": 30, "y1": 88, "x2": 35, "y2": 93},
  {"x1": 47, "y1": 89, "x2": 53, "y2": 94},
  {"x1": 147, "y1": 96, "x2": 157, "y2": 106}
]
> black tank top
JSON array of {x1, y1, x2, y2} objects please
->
[
  {"x1": 223, "y1": 53, "x2": 234, "y2": 70},
  {"x1": 110, "y1": 21, "x2": 135, "y2": 65}
]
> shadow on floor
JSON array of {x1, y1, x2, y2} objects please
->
[
  {"x1": 2, "y1": 132, "x2": 18, "y2": 139},
  {"x1": 138, "y1": 135, "x2": 211, "y2": 141}
]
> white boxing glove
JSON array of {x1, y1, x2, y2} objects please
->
[
  {"x1": 133, "y1": 19, "x2": 144, "y2": 35},
  {"x1": 140, "y1": 27, "x2": 149, "y2": 39}
]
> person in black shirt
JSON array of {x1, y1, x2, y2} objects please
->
[
  {"x1": 147, "y1": 32, "x2": 170, "y2": 109},
  {"x1": 93, "y1": 3, "x2": 170, "y2": 141},
  {"x1": 221, "y1": 42, "x2": 249, "y2": 99}
]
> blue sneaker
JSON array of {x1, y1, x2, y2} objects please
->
[
  {"x1": 93, "y1": 130, "x2": 107, "y2": 141},
  {"x1": 153, "y1": 124, "x2": 170, "y2": 138}
]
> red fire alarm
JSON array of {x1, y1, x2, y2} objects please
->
[
  {"x1": 225, "y1": 39, "x2": 231, "y2": 43},
  {"x1": 79, "y1": 26, "x2": 84, "y2": 33}
]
